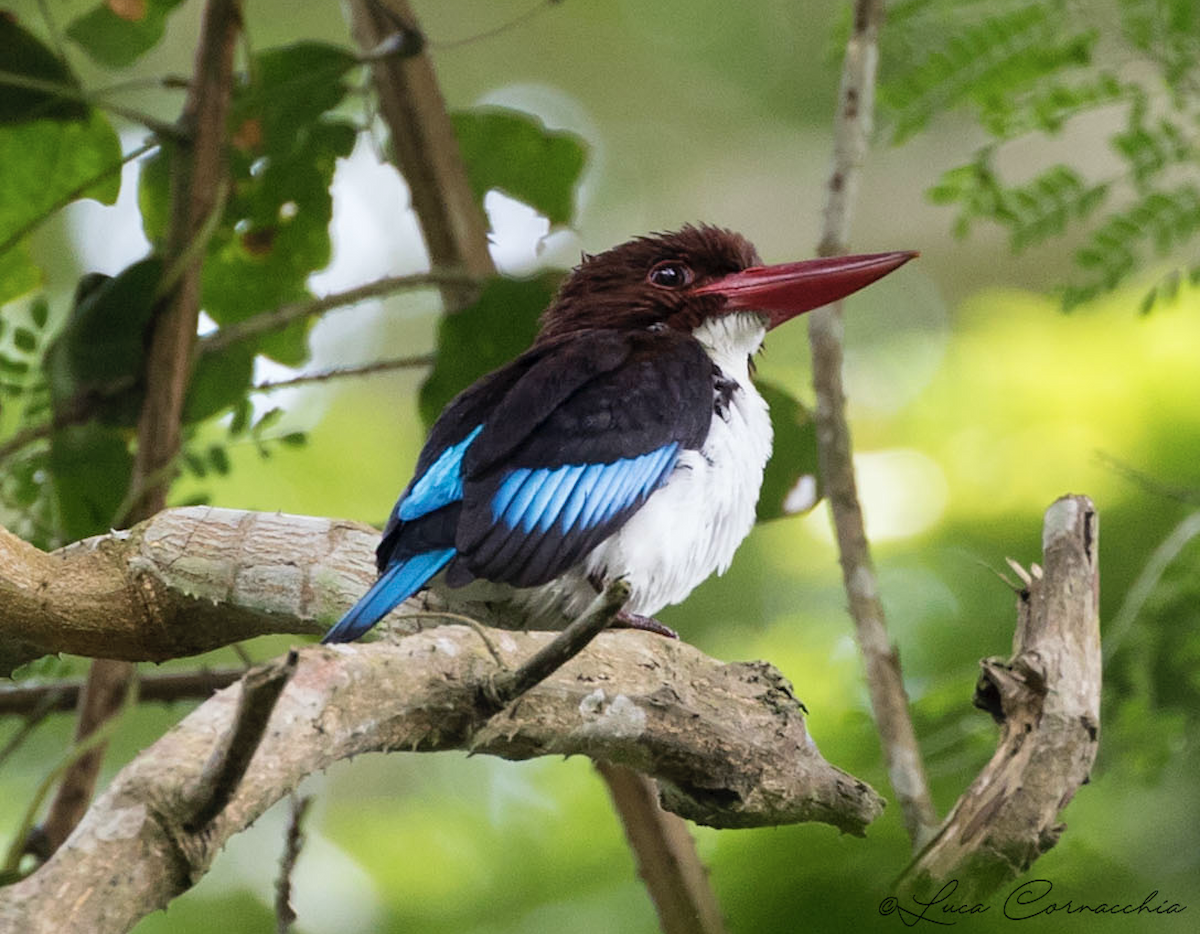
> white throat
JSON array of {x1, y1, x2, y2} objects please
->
[{"x1": 690, "y1": 312, "x2": 768, "y2": 381}]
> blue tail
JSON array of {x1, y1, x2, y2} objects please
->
[{"x1": 322, "y1": 548, "x2": 456, "y2": 644}]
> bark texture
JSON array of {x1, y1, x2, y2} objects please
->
[{"x1": 0, "y1": 622, "x2": 883, "y2": 933}]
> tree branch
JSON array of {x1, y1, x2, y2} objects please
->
[
  {"x1": 897, "y1": 495, "x2": 1100, "y2": 901},
  {"x1": 38, "y1": 0, "x2": 245, "y2": 858},
  {"x1": 347, "y1": 0, "x2": 496, "y2": 296},
  {"x1": 596, "y1": 761, "x2": 728, "y2": 934},
  {"x1": 808, "y1": 0, "x2": 938, "y2": 849},
  {"x1": 0, "y1": 669, "x2": 244, "y2": 716},
  {"x1": 199, "y1": 270, "x2": 477, "y2": 356},
  {"x1": 251, "y1": 354, "x2": 436, "y2": 393},
  {"x1": 0, "y1": 508, "x2": 369, "y2": 675},
  {"x1": 183, "y1": 651, "x2": 297, "y2": 831},
  {"x1": 0, "y1": 621, "x2": 883, "y2": 933}
]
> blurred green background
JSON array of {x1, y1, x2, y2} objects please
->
[{"x1": 3, "y1": 0, "x2": 1199, "y2": 931}]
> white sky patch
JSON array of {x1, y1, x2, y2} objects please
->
[
  {"x1": 68, "y1": 130, "x2": 153, "y2": 275},
  {"x1": 485, "y1": 190, "x2": 549, "y2": 273},
  {"x1": 782, "y1": 473, "x2": 818, "y2": 515},
  {"x1": 805, "y1": 448, "x2": 949, "y2": 543},
  {"x1": 308, "y1": 133, "x2": 428, "y2": 300}
]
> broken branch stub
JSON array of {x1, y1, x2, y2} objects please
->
[{"x1": 898, "y1": 495, "x2": 1100, "y2": 901}]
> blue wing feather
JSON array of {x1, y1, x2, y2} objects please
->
[
  {"x1": 576, "y1": 458, "x2": 627, "y2": 531},
  {"x1": 501, "y1": 469, "x2": 542, "y2": 529},
  {"x1": 397, "y1": 425, "x2": 483, "y2": 521},
  {"x1": 322, "y1": 548, "x2": 455, "y2": 644},
  {"x1": 539, "y1": 464, "x2": 586, "y2": 532},
  {"x1": 520, "y1": 467, "x2": 571, "y2": 533},
  {"x1": 559, "y1": 463, "x2": 605, "y2": 533},
  {"x1": 490, "y1": 444, "x2": 680, "y2": 539}
]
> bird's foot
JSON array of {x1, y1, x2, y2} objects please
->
[{"x1": 612, "y1": 610, "x2": 678, "y2": 639}]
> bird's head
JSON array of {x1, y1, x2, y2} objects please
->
[{"x1": 539, "y1": 224, "x2": 915, "y2": 341}]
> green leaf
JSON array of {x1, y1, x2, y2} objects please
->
[
  {"x1": 30, "y1": 294, "x2": 49, "y2": 329},
  {"x1": 208, "y1": 444, "x2": 231, "y2": 475},
  {"x1": 183, "y1": 342, "x2": 255, "y2": 424},
  {"x1": 419, "y1": 273, "x2": 557, "y2": 428},
  {"x1": 228, "y1": 397, "x2": 252, "y2": 437},
  {"x1": 48, "y1": 422, "x2": 133, "y2": 540},
  {"x1": 0, "y1": 110, "x2": 122, "y2": 249},
  {"x1": 65, "y1": 0, "x2": 186, "y2": 69},
  {"x1": 452, "y1": 108, "x2": 587, "y2": 226},
  {"x1": 0, "y1": 16, "x2": 89, "y2": 123},
  {"x1": 755, "y1": 380, "x2": 821, "y2": 522},
  {"x1": 43, "y1": 258, "x2": 164, "y2": 425},
  {"x1": 0, "y1": 239, "x2": 42, "y2": 305},
  {"x1": 0, "y1": 353, "x2": 30, "y2": 376},
  {"x1": 234, "y1": 42, "x2": 359, "y2": 153},
  {"x1": 140, "y1": 43, "x2": 359, "y2": 383},
  {"x1": 202, "y1": 116, "x2": 356, "y2": 365},
  {"x1": 253, "y1": 406, "x2": 284, "y2": 436},
  {"x1": 278, "y1": 431, "x2": 307, "y2": 447},
  {"x1": 12, "y1": 326, "x2": 36, "y2": 352},
  {"x1": 183, "y1": 450, "x2": 208, "y2": 478}
]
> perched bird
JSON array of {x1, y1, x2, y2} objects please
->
[{"x1": 323, "y1": 226, "x2": 914, "y2": 643}]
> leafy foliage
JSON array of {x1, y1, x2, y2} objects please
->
[
  {"x1": 880, "y1": 0, "x2": 1200, "y2": 311},
  {"x1": 452, "y1": 109, "x2": 587, "y2": 227},
  {"x1": 66, "y1": 0, "x2": 187, "y2": 69},
  {"x1": 417, "y1": 274, "x2": 558, "y2": 428},
  {"x1": 0, "y1": 17, "x2": 88, "y2": 123}
]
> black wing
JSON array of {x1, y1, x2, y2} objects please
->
[{"x1": 377, "y1": 327, "x2": 716, "y2": 590}]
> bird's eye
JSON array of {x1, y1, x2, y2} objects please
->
[{"x1": 648, "y1": 261, "x2": 694, "y2": 289}]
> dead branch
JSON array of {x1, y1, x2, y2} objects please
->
[
  {"x1": 897, "y1": 495, "x2": 1101, "y2": 901},
  {"x1": 0, "y1": 623, "x2": 883, "y2": 934},
  {"x1": 183, "y1": 651, "x2": 297, "y2": 831},
  {"x1": 808, "y1": 0, "x2": 938, "y2": 848}
]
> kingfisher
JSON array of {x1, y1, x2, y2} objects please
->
[{"x1": 323, "y1": 226, "x2": 914, "y2": 643}]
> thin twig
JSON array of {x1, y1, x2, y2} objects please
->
[
  {"x1": 808, "y1": 0, "x2": 938, "y2": 849},
  {"x1": 4, "y1": 673, "x2": 138, "y2": 872},
  {"x1": 0, "y1": 669, "x2": 244, "y2": 716},
  {"x1": 1104, "y1": 510, "x2": 1200, "y2": 659},
  {"x1": 199, "y1": 270, "x2": 477, "y2": 355},
  {"x1": 274, "y1": 794, "x2": 311, "y2": 934},
  {"x1": 0, "y1": 424, "x2": 53, "y2": 466},
  {"x1": 34, "y1": 660, "x2": 136, "y2": 860},
  {"x1": 481, "y1": 580, "x2": 629, "y2": 711},
  {"x1": 0, "y1": 690, "x2": 65, "y2": 768},
  {"x1": 252, "y1": 354, "x2": 435, "y2": 393},
  {"x1": 430, "y1": 0, "x2": 561, "y2": 50},
  {"x1": 185, "y1": 651, "x2": 299, "y2": 832}
]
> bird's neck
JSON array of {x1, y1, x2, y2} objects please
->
[{"x1": 689, "y1": 312, "x2": 767, "y2": 383}]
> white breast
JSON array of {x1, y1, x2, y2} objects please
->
[{"x1": 517, "y1": 313, "x2": 773, "y2": 623}]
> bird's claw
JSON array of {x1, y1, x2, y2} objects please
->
[{"x1": 612, "y1": 610, "x2": 678, "y2": 639}]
